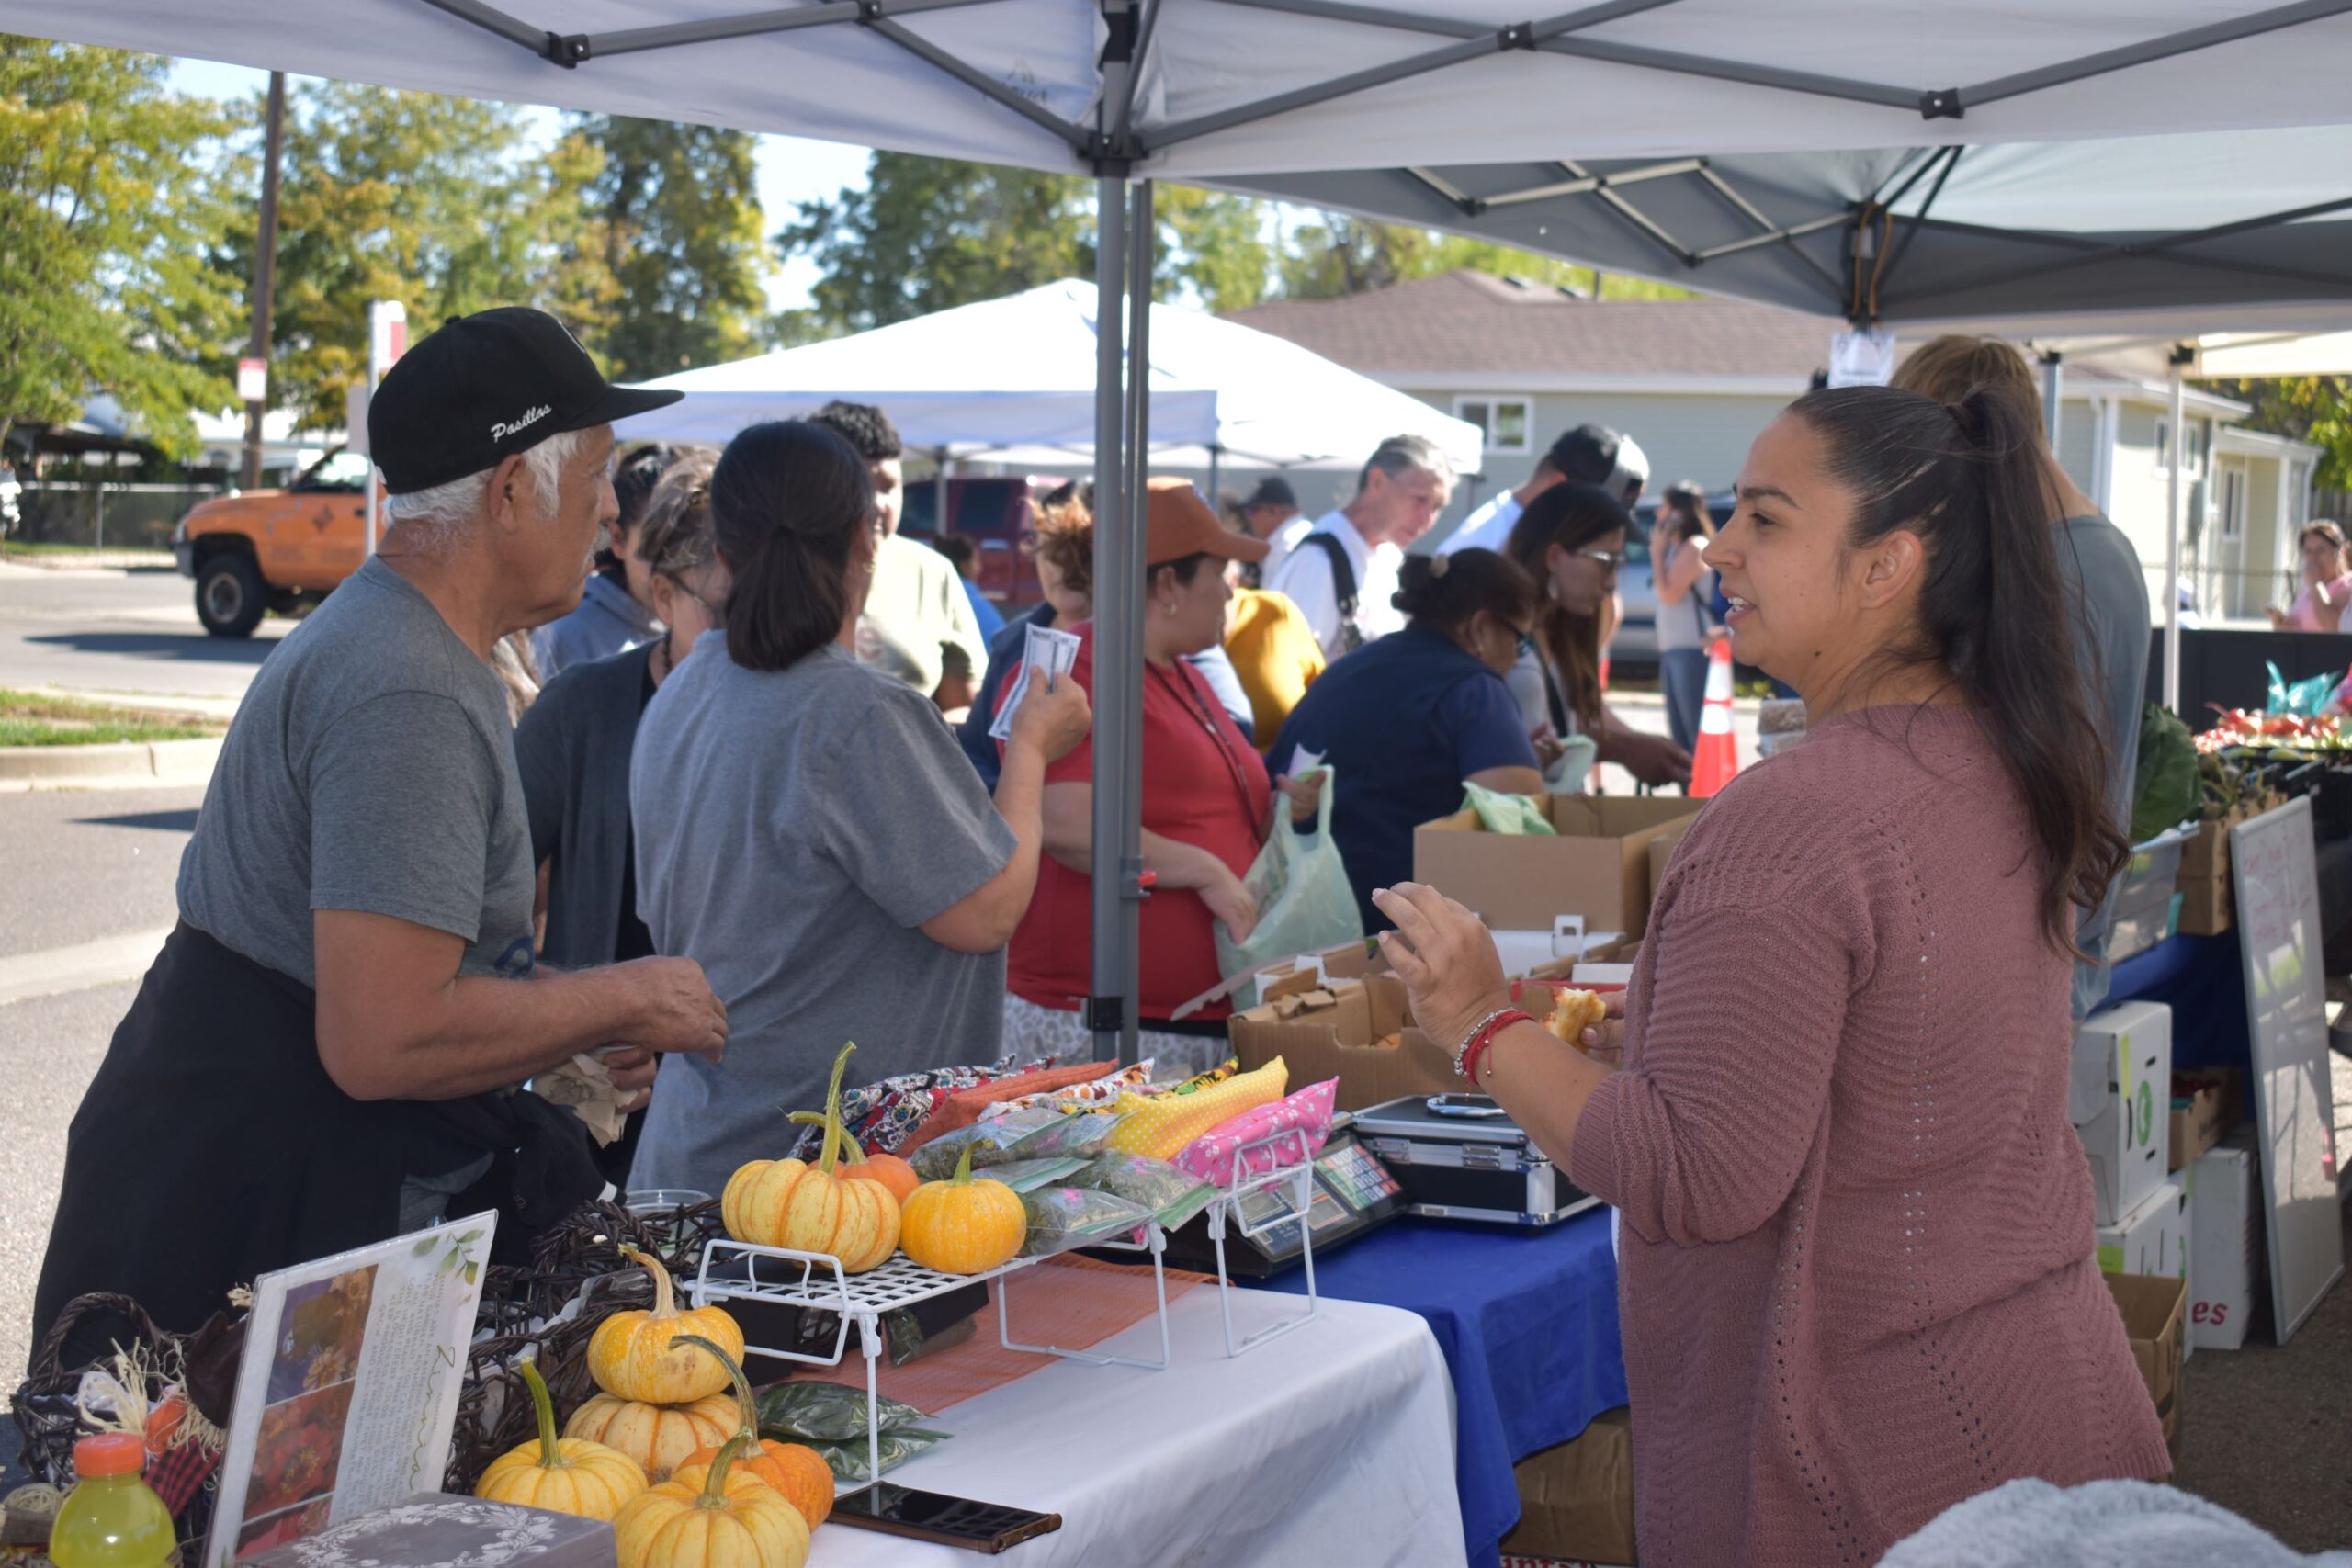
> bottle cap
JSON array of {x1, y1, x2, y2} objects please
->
[{"x1": 73, "y1": 1434, "x2": 146, "y2": 1478}]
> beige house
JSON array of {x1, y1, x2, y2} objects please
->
[{"x1": 1227, "y1": 270, "x2": 2318, "y2": 623}]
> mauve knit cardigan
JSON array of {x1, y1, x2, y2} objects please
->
[{"x1": 1569, "y1": 704, "x2": 2171, "y2": 1568}]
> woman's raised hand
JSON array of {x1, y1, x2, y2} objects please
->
[
  {"x1": 1008, "y1": 661, "x2": 1092, "y2": 764},
  {"x1": 1370, "y1": 882, "x2": 1510, "y2": 1055}
]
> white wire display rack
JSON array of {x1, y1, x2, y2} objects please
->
[{"x1": 688, "y1": 1134, "x2": 1328, "y2": 1484}]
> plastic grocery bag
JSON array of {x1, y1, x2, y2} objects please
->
[
  {"x1": 1464, "y1": 781, "x2": 1557, "y2": 835},
  {"x1": 1215, "y1": 768, "x2": 1363, "y2": 996},
  {"x1": 2267, "y1": 660, "x2": 2343, "y2": 717}
]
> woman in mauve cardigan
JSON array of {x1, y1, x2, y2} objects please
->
[{"x1": 1375, "y1": 384, "x2": 2170, "y2": 1567}]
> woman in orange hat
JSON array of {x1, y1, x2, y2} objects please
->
[{"x1": 1000, "y1": 479, "x2": 1324, "y2": 1074}]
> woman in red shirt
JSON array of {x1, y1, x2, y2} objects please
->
[{"x1": 1003, "y1": 479, "x2": 1321, "y2": 1076}]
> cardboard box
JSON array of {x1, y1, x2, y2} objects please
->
[
  {"x1": 2097, "y1": 1177, "x2": 2188, "y2": 1281},
  {"x1": 1415, "y1": 795, "x2": 1698, "y2": 934},
  {"x1": 1227, "y1": 973, "x2": 1454, "y2": 1111},
  {"x1": 2188, "y1": 1131, "x2": 2264, "y2": 1351},
  {"x1": 2169, "y1": 1068, "x2": 2238, "y2": 1173},
  {"x1": 2105, "y1": 1272, "x2": 2186, "y2": 1451},
  {"x1": 1498, "y1": 1406, "x2": 1635, "y2": 1568},
  {"x1": 2073, "y1": 1001, "x2": 2172, "y2": 1222},
  {"x1": 2175, "y1": 873, "x2": 2233, "y2": 936}
]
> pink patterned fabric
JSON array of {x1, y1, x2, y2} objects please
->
[
  {"x1": 1568, "y1": 705, "x2": 2170, "y2": 1568},
  {"x1": 1174, "y1": 1078, "x2": 1339, "y2": 1187}
]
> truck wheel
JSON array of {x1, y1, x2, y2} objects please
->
[{"x1": 196, "y1": 554, "x2": 267, "y2": 637}]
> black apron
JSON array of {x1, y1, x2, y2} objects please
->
[{"x1": 33, "y1": 922, "x2": 602, "y2": 1368}]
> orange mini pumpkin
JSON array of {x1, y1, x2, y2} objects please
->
[
  {"x1": 587, "y1": 1246, "x2": 746, "y2": 1404},
  {"x1": 724, "y1": 1043, "x2": 900, "y2": 1271},
  {"x1": 788, "y1": 1110, "x2": 921, "y2": 1205},
  {"x1": 898, "y1": 1142, "x2": 1027, "y2": 1274},
  {"x1": 672, "y1": 1336, "x2": 833, "y2": 1531}
]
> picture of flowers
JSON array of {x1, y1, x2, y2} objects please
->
[
  {"x1": 265, "y1": 1266, "x2": 377, "y2": 1404},
  {"x1": 233, "y1": 1497, "x2": 334, "y2": 1558},
  {"x1": 239, "y1": 1381, "x2": 355, "y2": 1526}
]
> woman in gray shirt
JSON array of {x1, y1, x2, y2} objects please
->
[{"x1": 628, "y1": 421, "x2": 1089, "y2": 1198}]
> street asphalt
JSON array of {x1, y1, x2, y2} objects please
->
[{"x1": 0, "y1": 560, "x2": 288, "y2": 704}]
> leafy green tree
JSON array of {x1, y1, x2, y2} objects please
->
[
  {"x1": 0, "y1": 39, "x2": 239, "y2": 457},
  {"x1": 1273, "y1": 211, "x2": 1690, "y2": 300},
  {"x1": 2213, "y1": 377, "x2": 2352, "y2": 492},
  {"x1": 574, "y1": 115, "x2": 767, "y2": 379}
]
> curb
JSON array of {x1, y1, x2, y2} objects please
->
[
  {"x1": 0, "y1": 551, "x2": 176, "y2": 572},
  {"x1": 0, "y1": 737, "x2": 222, "y2": 791}
]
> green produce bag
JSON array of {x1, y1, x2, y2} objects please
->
[
  {"x1": 1215, "y1": 768, "x2": 1364, "y2": 1001},
  {"x1": 1464, "y1": 781, "x2": 1556, "y2": 836}
]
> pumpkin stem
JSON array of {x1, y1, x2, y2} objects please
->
[
  {"x1": 673, "y1": 1334, "x2": 758, "y2": 1445},
  {"x1": 787, "y1": 1110, "x2": 868, "y2": 1164},
  {"x1": 700, "y1": 1431, "x2": 753, "y2": 1509},
  {"x1": 520, "y1": 1357, "x2": 565, "y2": 1471},
  {"x1": 817, "y1": 1042, "x2": 857, "y2": 1176},
  {"x1": 952, "y1": 1140, "x2": 978, "y2": 1187},
  {"x1": 618, "y1": 1243, "x2": 678, "y2": 1321}
]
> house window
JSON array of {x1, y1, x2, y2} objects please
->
[
  {"x1": 2220, "y1": 467, "x2": 2245, "y2": 543},
  {"x1": 2155, "y1": 417, "x2": 2207, "y2": 477},
  {"x1": 1455, "y1": 397, "x2": 1531, "y2": 455}
]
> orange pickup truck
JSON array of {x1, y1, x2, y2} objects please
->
[{"x1": 170, "y1": 449, "x2": 381, "y2": 637}]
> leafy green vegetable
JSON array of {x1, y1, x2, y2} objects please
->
[{"x1": 2133, "y1": 703, "x2": 2199, "y2": 841}]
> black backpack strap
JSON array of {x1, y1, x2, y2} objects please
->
[{"x1": 1299, "y1": 531, "x2": 1363, "y2": 650}]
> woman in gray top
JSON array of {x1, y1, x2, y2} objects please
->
[{"x1": 628, "y1": 421, "x2": 1091, "y2": 1198}]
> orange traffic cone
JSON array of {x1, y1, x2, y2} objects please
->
[{"x1": 1690, "y1": 636, "x2": 1740, "y2": 798}]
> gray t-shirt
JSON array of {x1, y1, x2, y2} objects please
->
[
  {"x1": 178, "y1": 554, "x2": 538, "y2": 989},
  {"x1": 628, "y1": 635, "x2": 1017, "y2": 1196},
  {"x1": 2059, "y1": 512, "x2": 2153, "y2": 1020}
]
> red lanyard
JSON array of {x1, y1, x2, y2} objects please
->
[{"x1": 1147, "y1": 660, "x2": 1263, "y2": 840}]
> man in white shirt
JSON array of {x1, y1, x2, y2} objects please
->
[
  {"x1": 1439, "y1": 424, "x2": 1650, "y2": 556},
  {"x1": 1238, "y1": 476, "x2": 1306, "y2": 586},
  {"x1": 1269, "y1": 434, "x2": 1455, "y2": 659},
  {"x1": 812, "y1": 400, "x2": 989, "y2": 699}
]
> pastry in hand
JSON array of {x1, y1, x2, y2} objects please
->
[{"x1": 1544, "y1": 987, "x2": 1607, "y2": 1046}]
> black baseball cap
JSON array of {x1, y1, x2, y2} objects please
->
[
  {"x1": 1242, "y1": 476, "x2": 1297, "y2": 510},
  {"x1": 368, "y1": 307, "x2": 683, "y2": 495}
]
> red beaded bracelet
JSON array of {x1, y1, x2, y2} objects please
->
[{"x1": 1458, "y1": 1009, "x2": 1533, "y2": 1085}]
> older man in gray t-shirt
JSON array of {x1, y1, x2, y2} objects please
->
[{"x1": 36, "y1": 309, "x2": 727, "y2": 1350}]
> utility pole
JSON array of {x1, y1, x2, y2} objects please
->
[{"x1": 240, "y1": 72, "x2": 287, "y2": 491}]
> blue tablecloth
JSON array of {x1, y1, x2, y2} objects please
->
[
  {"x1": 1249, "y1": 1212, "x2": 1627, "y2": 1567},
  {"x1": 2108, "y1": 932, "x2": 2251, "y2": 1071}
]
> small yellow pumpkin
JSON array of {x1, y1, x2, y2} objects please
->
[
  {"x1": 563, "y1": 1391, "x2": 741, "y2": 1482},
  {"x1": 615, "y1": 1434, "x2": 810, "y2": 1568},
  {"x1": 476, "y1": 1359, "x2": 648, "y2": 1519},
  {"x1": 898, "y1": 1141, "x2": 1027, "y2": 1274},
  {"x1": 672, "y1": 1335, "x2": 834, "y2": 1530},
  {"x1": 587, "y1": 1245, "x2": 746, "y2": 1404},
  {"x1": 724, "y1": 1043, "x2": 900, "y2": 1271}
]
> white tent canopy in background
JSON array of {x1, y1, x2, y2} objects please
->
[{"x1": 624, "y1": 279, "x2": 1483, "y2": 473}]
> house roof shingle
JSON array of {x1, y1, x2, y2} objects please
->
[{"x1": 1224, "y1": 270, "x2": 1832, "y2": 381}]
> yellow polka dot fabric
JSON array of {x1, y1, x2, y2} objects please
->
[{"x1": 1105, "y1": 1057, "x2": 1290, "y2": 1162}]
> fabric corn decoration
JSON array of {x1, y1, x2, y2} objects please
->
[{"x1": 1106, "y1": 1057, "x2": 1289, "y2": 1161}]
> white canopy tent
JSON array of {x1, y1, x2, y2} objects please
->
[
  {"x1": 18, "y1": 0, "x2": 2352, "y2": 1060},
  {"x1": 624, "y1": 278, "x2": 1484, "y2": 474}
]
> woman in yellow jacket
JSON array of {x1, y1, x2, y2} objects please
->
[{"x1": 1224, "y1": 569, "x2": 1326, "y2": 755}]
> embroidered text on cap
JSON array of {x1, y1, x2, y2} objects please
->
[{"x1": 491, "y1": 405, "x2": 552, "y2": 442}]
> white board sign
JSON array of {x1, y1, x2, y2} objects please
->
[{"x1": 2229, "y1": 795, "x2": 2345, "y2": 1342}]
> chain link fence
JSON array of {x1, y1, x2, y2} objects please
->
[{"x1": 8, "y1": 483, "x2": 220, "y2": 549}]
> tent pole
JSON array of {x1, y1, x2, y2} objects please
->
[
  {"x1": 1089, "y1": 172, "x2": 1134, "y2": 1066},
  {"x1": 1119, "y1": 177, "x2": 1154, "y2": 1068},
  {"x1": 933, "y1": 446, "x2": 948, "y2": 533},
  {"x1": 2165, "y1": 350, "x2": 2188, "y2": 713},
  {"x1": 1207, "y1": 445, "x2": 1221, "y2": 511},
  {"x1": 2041, "y1": 351, "x2": 2062, "y2": 450}
]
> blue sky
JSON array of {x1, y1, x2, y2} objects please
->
[{"x1": 166, "y1": 56, "x2": 869, "y2": 311}]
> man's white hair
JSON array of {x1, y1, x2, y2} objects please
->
[{"x1": 383, "y1": 428, "x2": 588, "y2": 550}]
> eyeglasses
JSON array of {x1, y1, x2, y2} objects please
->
[{"x1": 1574, "y1": 547, "x2": 1624, "y2": 569}]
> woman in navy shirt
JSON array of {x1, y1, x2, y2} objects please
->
[{"x1": 1272, "y1": 549, "x2": 1544, "y2": 931}]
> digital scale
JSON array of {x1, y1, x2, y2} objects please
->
[
  {"x1": 1352, "y1": 1093, "x2": 1599, "y2": 1227},
  {"x1": 1159, "y1": 1122, "x2": 1408, "y2": 1278}
]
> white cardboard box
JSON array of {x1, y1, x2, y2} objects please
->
[
  {"x1": 2074, "y1": 1001, "x2": 2173, "y2": 1224},
  {"x1": 2188, "y1": 1133, "x2": 2262, "y2": 1351},
  {"x1": 2097, "y1": 1178, "x2": 2188, "y2": 1290}
]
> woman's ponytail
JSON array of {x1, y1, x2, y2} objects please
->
[
  {"x1": 708, "y1": 421, "x2": 873, "y2": 671},
  {"x1": 1789, "y1": 383, "x2": 2127, "y2": 953}
]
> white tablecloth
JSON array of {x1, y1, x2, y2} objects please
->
[{"x1": 818, "y1": 1288, "x2": 1464, "y2": 1567}]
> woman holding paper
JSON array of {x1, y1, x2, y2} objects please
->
[
  {"x1": 2267, "y1": 519, "x2": 2352, "y2": 631},
  {"x1": 1001, "y1": 479, "x2": 1323, "y2": 1074},
  {"x1": 627, "y1": 420, "x2": 1091, "y2": 1199},
  {"x1": 1268, "y1": 549, "x2": 1544, "y2": 933},
  {"x1": 1375, "y1": 383, "x2": 2166, "y2": 1567}
]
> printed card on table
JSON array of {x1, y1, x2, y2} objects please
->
[{"x1": 207, "y1": 1213, "x2": 496, "y2": 1568}]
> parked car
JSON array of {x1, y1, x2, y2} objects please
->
[
  {"x1": 0, "y1": 462, "x2": 19, "y2": 536},
  {"x1": 170, "y1": 448, "x2": 378, "y2": 637},
  {"x1": 900, "y1": 475, "x2": 1042, "y2": 611}
]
